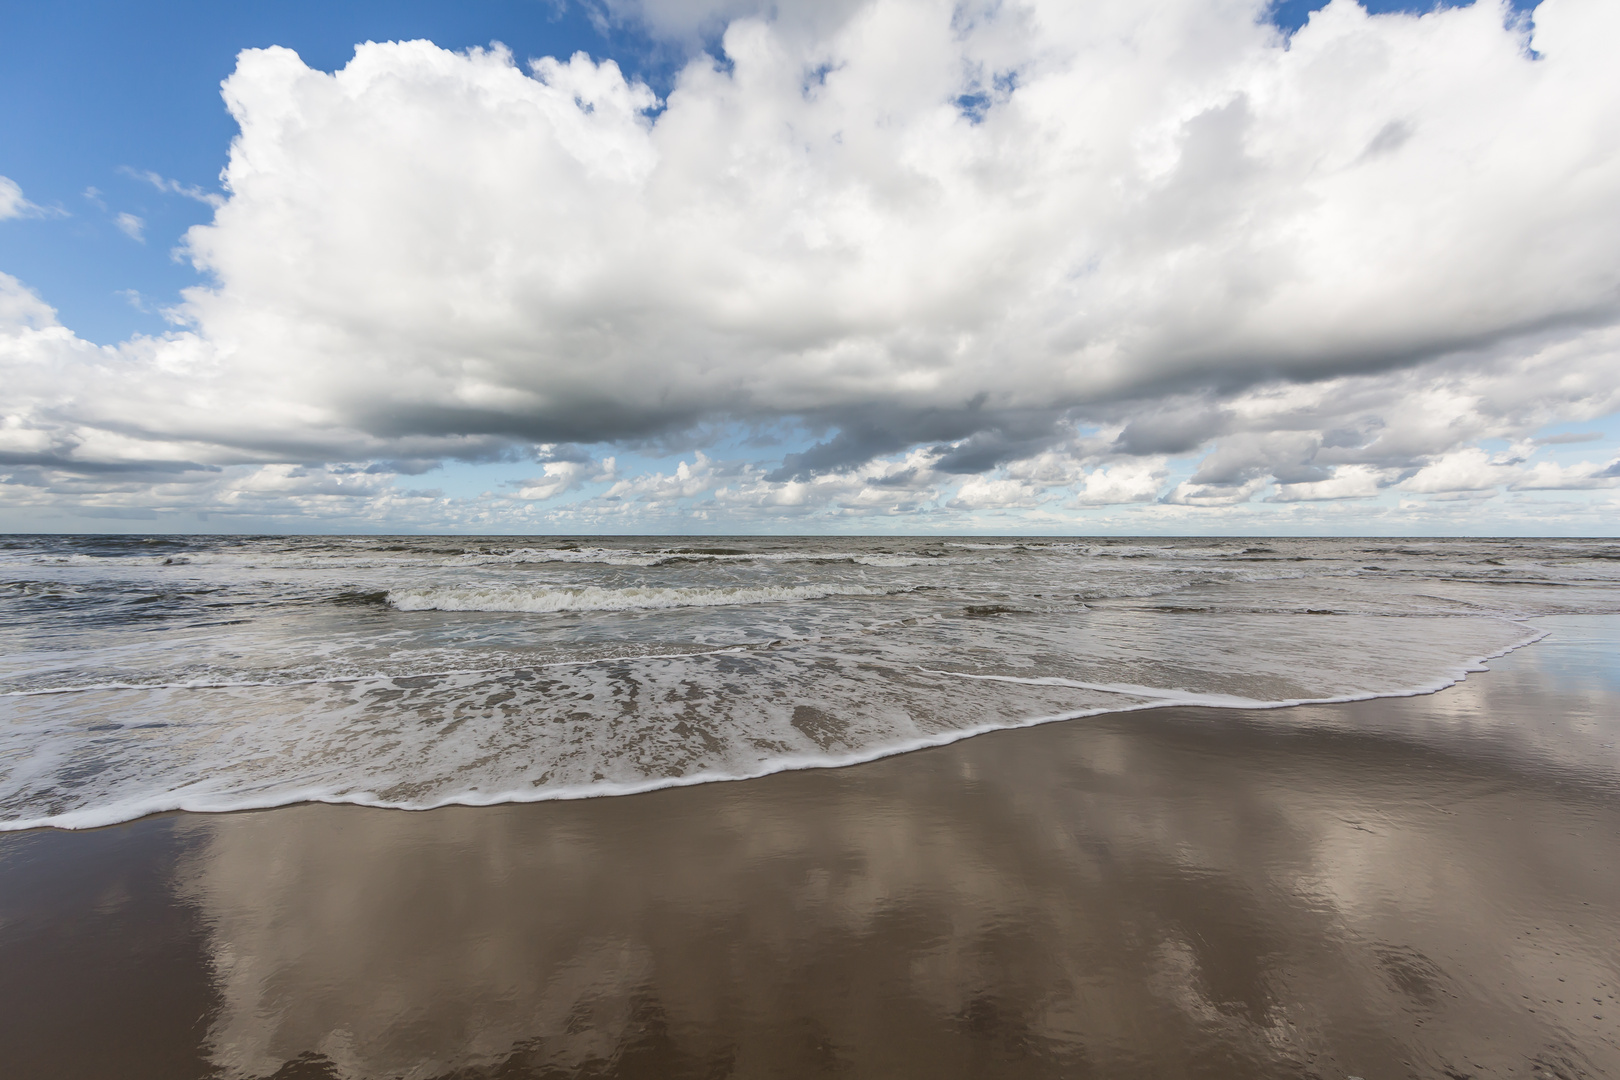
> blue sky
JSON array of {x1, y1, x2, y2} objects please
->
[{"x1": 2, "y1": 0, "x2": 1616, "y2": 534}]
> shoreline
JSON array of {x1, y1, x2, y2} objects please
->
[
  {"x1": 2, "y1": 614, "x2": 1617, "y2": 1078},
  {"x1": 1, "y1": 616, "x2": 1553, "y2": 834}
]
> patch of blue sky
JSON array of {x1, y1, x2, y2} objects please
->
[
  {"x1": 1530, "y1": 413, "x2": 1615, "y2": 447},
  {"x1": 1268, "y1": 0, "x2": 1540, "y2": 34}
]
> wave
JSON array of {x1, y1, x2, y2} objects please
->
[
  {"x1": 3, "y1": 545, "x2": 940, "y2": 572},
  {"x1": 0, "y1": 644, "x2": 748, "y2": 698},
  {"x1": 385, "y1": 582, "x2": 908, "y2": 614},
  {"x1": 457, "y1": 547, "x2": 938, "y2": 568},
  {"x1": 0, "y1": 625, "x2": 1548, "y2": 833}
]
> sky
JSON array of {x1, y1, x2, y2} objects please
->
[{"x1": 2, "y1": 0, "x2": 1617, "y2": 536}]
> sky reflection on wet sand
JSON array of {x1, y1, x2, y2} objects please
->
[{"x1": 2, "y1": 615, "x2": 1617, "y2": 1079}]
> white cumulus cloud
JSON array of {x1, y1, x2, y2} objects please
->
[
  {"x1": 1270, "y1": 464, "x2": 1385, "y2": 502},
  {"x1": 3, "y1": 0, "x2": 1620, "y2": 528},
  {"x1": 1070, "y1": 461, "x2": 1170, "y2": 506}
]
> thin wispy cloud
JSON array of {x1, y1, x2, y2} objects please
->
[
  {"x1": 0, "y1": 176, "x2": 38, "y2": 221},
  {"x1": 0, "y1": 176, "x2": 68, "y2": 221},
  {"x1": 113, "y1": 212, "x2": 146, "y2": 242},
  {"x1": 117, "y1": 166, "x2": 227, "y2": 209}
]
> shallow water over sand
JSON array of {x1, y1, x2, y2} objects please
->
[
  {"x1": 1, "y1": 613, "x2": 1616, "y2": 1079},
  {"x1": 7, "y1": 535, "x2": 1619, "y2": 829}
]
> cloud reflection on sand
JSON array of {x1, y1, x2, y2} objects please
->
[{"x1": 179, "y1": 617, "x2": 1620, "y2": 1080}]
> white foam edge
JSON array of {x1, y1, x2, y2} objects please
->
[{"x1": 0, "y1": 624, "x2": 1548, "y2": 833}]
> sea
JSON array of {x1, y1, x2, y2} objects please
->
[{"x1": 3, "y1": 534, "x2": 1618, "y2": 831}]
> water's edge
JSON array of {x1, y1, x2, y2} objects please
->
[{"x1": 5, "y1": 623, "x2": 1547, "y2": 833}]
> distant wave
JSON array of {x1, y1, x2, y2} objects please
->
[
  {"x1": 460, "y1": 547, "x2": 937, "y2": 568},
  {"x1": 386, "y1": 582, "x2": 908, "y2": 613}
]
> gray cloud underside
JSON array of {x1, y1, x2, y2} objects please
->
[{"x1": 3, "y1": 0, "x2": 1620, "y2": 520}]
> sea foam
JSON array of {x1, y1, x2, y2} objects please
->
[
  {"x1": 385, "y1": 582, "x2": 906, "y2": 613},
  {"x1": 4, "y1": 534, "x2": 1619, "y2": 831}
]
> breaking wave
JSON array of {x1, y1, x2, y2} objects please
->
[{"x1": 385, "y1": 582, "x2": 907, "y2": 613}]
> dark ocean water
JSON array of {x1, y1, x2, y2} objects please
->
[{"x1": 3, "y1": 535, "x2": 1618, "y2": 830}]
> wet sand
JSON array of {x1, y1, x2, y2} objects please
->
[{"x1": 2, "y1": 614, "x2": 1618, "y2": 1080}]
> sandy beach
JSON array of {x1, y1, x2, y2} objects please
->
[
  {"x1": 2, "y1": 613, "x2": 1617, "y2": 1079},
  {"x1": 6, "y1": 0, "x2": 1620, "y2": 1071}
]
